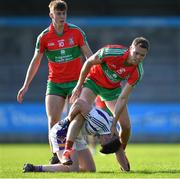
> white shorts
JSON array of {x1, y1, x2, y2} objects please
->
[{"x1": 50, "y1": 123, "x2": 88, "y2": 153}]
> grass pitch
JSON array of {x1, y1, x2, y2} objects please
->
[{"x1": 0, "y1": 143, "x2": 180, "y2": 178}]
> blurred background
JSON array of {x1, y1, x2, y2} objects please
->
[{"x1": 0, "y1": 0, "x2": 180, "y2": 143}]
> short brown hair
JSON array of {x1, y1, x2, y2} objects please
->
[
  {"x1": 100, "y1": 135, "x2": 121, "y2": 154},
  {"x1": 132, "y1": 37, "x2": 150, "y2": 51},
  {"x1": 49, "y1": 0, "x2": 68, "y2": 12}
]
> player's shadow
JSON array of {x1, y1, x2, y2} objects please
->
[
  {"x1": 130, "y1": 169, "x2": 180, "y2": 174},
  {"x1": 98, "y1": 171, "x2": 120, "y2": 174},
  {"x1": 99, "y1": 169, "x2": 180, "y2": 174}
]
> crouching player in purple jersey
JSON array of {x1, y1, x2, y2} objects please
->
[{"x1": 23, "y1": 99, "x2": 129, "y2": 172}]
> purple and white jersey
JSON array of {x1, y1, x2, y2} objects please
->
[
  {"x1": 50, "y1": 107, "x2": 120, "y2": 153},
  {"x1": 82, "y1": 107, "x2": 113, "y2": 136}
]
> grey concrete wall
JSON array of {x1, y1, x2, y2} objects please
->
[{"x1": 0, "y1": 25, "x2": 179, "y2": 103}]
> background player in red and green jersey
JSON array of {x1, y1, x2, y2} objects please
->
[
  {"x1": 17, "y1": 0, "x2": 93, "y2": 164},
  {"x1": 62, "y1": 37, "x2": 150, "y2": 167}
]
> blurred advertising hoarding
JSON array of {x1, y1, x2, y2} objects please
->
[{"x1": 0, "y1": 103, "x2": 180, "y2": 142}]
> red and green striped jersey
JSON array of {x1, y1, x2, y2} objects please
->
[
  {"x1": 36, "y1": 23, "x2": 89, "y2": 83},
  {"x1": 87, "y1": 45, "x2": 144, "y2": 89}
]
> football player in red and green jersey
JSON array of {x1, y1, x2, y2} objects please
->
[
  {"x1": 63, "y1": 37, "x2": 150, "y2": 168},
  {"x1": 17, "y1": 0, "x2": 93, "y2": 164}
]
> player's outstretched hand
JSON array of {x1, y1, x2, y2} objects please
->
[{"x1": 17, "y1": 86, "x2": 28, "y2": 103}]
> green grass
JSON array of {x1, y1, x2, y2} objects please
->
[{"x1": 0, "y1": 143, "x2": 180, "y2": 178}]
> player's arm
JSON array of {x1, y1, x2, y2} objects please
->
[
  {"x1": 70, "y1": 52, "x2": 101, "y2": 103},
  {"x1": 80, "y1": 44, "x2": 93, "y2": 60},
  {"x1": 111, "y1": 83, "x2": 133, "y2": 136},
  {"x1": 78, "y1": 28, "x2": 93, "y2": 60},
  {"x1": 17, "y1": 50, "x2": 44, "y2": 103}
]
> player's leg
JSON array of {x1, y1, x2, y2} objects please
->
[
  {"x1": 87, "y1": 135, "x2": 97, "y2": 155},
  {"x1": 46, "y1": 94, "x2": 66, "y2": 164},
  {"x1": 79, "y1": 87, "x2": 97, "y2": 104},
  {"x1": 95, "y1": 85, "x2": 131, "y2": 148},
  {"x1": 73, "y1": 131, "x2": 96, "y2": 172},
  {"x1": 67, "y1": 98, "x2": 92, "y2": 122},
  {"x1": 46, "y1": 95, "x2": 66, "y2": 130},
  {"x1": 78, "y1": 148, "x2": 96, "y2": 172},
  {"x1": 23, "y1": 115, "x2": 80, "y2": 173},
  {"x1": 62, "y1": 113, "x2": 84, "y2": 165},
  {"x1": 35, "y1": 122, "x2": 78, "y2": 172},
  {"x1": 55, "y1": 150, "x2": 79, "y2": 172},
  {"x1": 62, "y1": 87, "x2": 96, "y2": 165},
  {"x1": 46, "y1": 79, "x2": 77, "y2": 164},
  {"x1": 23, "y1": 150, "x2": 79, "y2": 172},
  {"x1": 66, "y1": 88, "x2": 96, "y2": 143}
]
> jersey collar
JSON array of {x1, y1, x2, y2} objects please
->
[{"x1": 49, "y1": 23, "x2": 69, "y2": 35}]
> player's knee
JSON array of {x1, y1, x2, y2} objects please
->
[
  {"x1": 82, "y1": 165, "x2": 96, "y2": 172},
  {"x1": 69, "y1": 164, "x2": 79, "y2": 172}
]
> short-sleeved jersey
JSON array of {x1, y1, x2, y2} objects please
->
[
  {"x1": 36, "y1": 23, "x2": 89, "y2": 83},
  {"x1": 87, "y1": 45, "x2": 144, "y2": 89}
]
